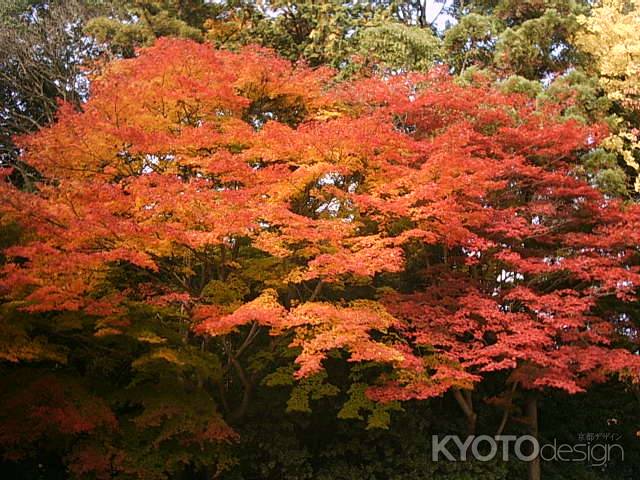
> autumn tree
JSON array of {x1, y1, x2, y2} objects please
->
[
  {"x1": 1, "y1": 37, "x2": 640, "y2": 479},
  {"x1": 79, "y1": 0, "x2": 637, "y2": 202}
]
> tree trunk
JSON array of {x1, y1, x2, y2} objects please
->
[
  {"x1": 453, "y1": 388, "x2": 477, "y2": 435},
  {"x1": 526, "y1": 396, "x2": 541, "y2": 480}
]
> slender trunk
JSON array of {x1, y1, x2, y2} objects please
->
[
  {"x1": 496, "y1": 381, "x2": 518, "y2": 436},
  {"x1": 526, "y1": 396, "x2": 541, "y2": 480},
  {"x1": 453, "y1": 388, "x2": 477, "y2": 435},
  {"x1": 418, "y1": 0, "x2": 427, "y2": 27},
  {"x1": 229, "y1": 356, "x2": 252, "y2": 422},
  {"x1": 309, "y1": 280, "x2": 323, "y2": 301}
]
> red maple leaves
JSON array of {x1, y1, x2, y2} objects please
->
[{"x1": 2, "y1": 37, "x2": 639, "y2": 422}]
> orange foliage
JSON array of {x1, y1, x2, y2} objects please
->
[{"x1": 2, "y1": 37, "x2": 640, "y2": 413}]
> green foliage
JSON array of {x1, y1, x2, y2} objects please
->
[
  {"x1": 338, "y1": 383, "x2": 402, "y2": 429},
  {"x1": 493, "y1": 0, "x2": 581, "y2": 24},
  {"x1": 85, "y1": 0, "x2": 214, "y2": 56},
  {"x1": 263, "y1": 365, "x2": 297, "y2": 387},
  {"x1": 579, "y1": 149, "x2": 630, "y2": 197},
  {"x1": 499, "y1": 74, "x2": 542, "y2": 97},
  {"x1": 443, "y1": 13, "x2": 502, "y2": 72},
  {"x1": 84, "y1": 16, "x2": 156, "y2": 56},
  {"x1": 356, "y1": 21, "x2": 442, "y2": 71},
  {"x1": 537, "y1": 70, "x2": 634, "y2": 195},
  {"x1": 541, "y1": 70, "x2": 612, "y2": 124},
  {"x1": 201, "y1": 275, "x2": 250, "y2": 305},
  {"x1": 494, "y1": 9, "x2": 578, "y2": 79},
  {"x1": 254, "y1": 0, "x2": 374, "y2": 68},
  {"x1": 286, "y1": 372, "x2": 340, "y2": 413},
  {"x1": 0, "y1": 305, "x2": 68, "y2": 364}
]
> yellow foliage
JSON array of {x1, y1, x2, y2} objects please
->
[
  {"x1": 576, "y1": 1, "x2": 640, "y2": 192},
  {"x1": 136, "y1": 332, "x2": 168, "y2": 344},
  {"x1": 576, "y1": 0, "x2": 640, "y2": 110},
  {"x1": 601, "y1": 129, "x2": 640, "y2": 192}
]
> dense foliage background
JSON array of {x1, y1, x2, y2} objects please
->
[{"x1": 1, "y1": 1, "x2": 640, "y2": 479}]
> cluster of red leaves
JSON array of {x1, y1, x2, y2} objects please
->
[
  {"x1": 2, "y1": 38, "x2": 640, "y2": 418},
  {"x1": 0, "y1": 375, "x2": 117, "y2": 461}
]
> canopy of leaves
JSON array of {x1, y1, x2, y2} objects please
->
[
  {"x1": 2, "y1": 2, "x2": 640, "y2": 478},
  {"x1": 1, "y1": 39, "x2": 640, "y2": 479}
]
